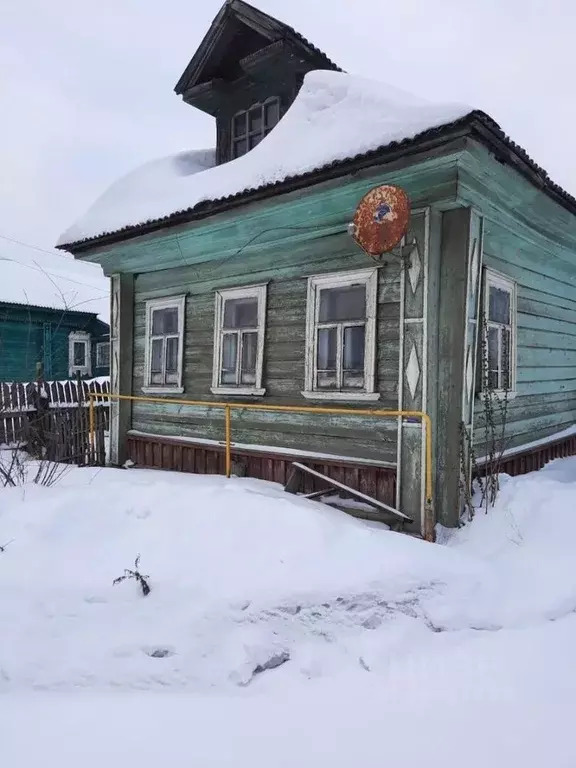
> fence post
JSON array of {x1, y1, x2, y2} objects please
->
[
  {"x1": 30, "y1": 361, "x2": 50, "y2": 458},
  {"x1": 89, "y1": 395, "x2": 96, "y2": 464}
]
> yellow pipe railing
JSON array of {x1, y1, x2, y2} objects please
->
[{"x1": 89, "y1": 393, "x2": 434, "y2": 538}]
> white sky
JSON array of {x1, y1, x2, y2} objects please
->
[{"x1": 1, "y1": 0, "x2": 575, "y2": 292}]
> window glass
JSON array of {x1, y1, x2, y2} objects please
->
[
  {"x1": 233, "y1": 139, "x2": 247, "y2": 158},
  {"x1": 319, "y1": 285, "x2": 366, "y2": 323},
  {"x1": 165, "y1": 337, "x2": 179, "y2": 374},
  {"x1": 150, "y1": 338, "x2": 163, "y2": 384},
  {"x1": 248, "y1": 107, "x2": 262, "y2": 133},
  {"x1": 487, "y1": 326, "x2": 499, "y2": 389},
  {"x1": 233, "y1": 113, "x2": 246, "y2": 137},
  {"x1": 488, "y1": 286, "x2": 510, "y2": 325},
  {"x1": 264, "y1": 100, "x2": 280, "y2": 129},
  {"x1": 223, "y1": 297, "x2": 258, "y2": 329},
  {"x1": 343, "y1": 326, "x2": 365, "y2": 370},
  {"x1": 316, "y1": 327, "x2": 338, "y2": 389},
  {"x1": 152, "y1": 307, "x2": 179, "y2": 335},
  {"x1": 97, "y1": 343, "x2": 110, "y2": 367},
  {"x1": 502, "y1": 328, "x2": 511, "y2": 390},
  {"x1": 221, "y1": 334, "x2": 238, "y2": 384},
  {"x1": 73, "y1": 341, "x2": 86, "y2": 367},
  {"x1": 240, "y1": 332, "x2": 258, "y2": 384}
]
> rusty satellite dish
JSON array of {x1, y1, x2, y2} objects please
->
[{"x1": 350, "y1": 185, "x2": 410, "y2": 256}]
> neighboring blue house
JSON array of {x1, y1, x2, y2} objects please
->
[{"x1": 0, "y1": 259, "x2": 110, "y2": 381}]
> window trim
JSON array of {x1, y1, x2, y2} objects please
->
[
  {"x1": 480, "y1": 268, "x2": 517, "y2": 399},
  {"x1": 143, "y1": 295, "x2": 186, "y2": 395},
  {"x1": 68, "y1": 331, "x2": 91, "y2": 378},
  {"x1": 302, "y1": 268, "x2": 379, "y2": 402},
  {"x1": 231, "y1": 97, "x2": 280, "y2": 159},
  {"x1": 96, "y1": 341, "x2": 110, "y2": 369},
  {"x1": 211, "y1": 283, "x2": 267, "y2": 397}
]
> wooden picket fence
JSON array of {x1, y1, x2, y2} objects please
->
[{"x1": 0, "y1": 378, "x2": 110, "y2": 465}]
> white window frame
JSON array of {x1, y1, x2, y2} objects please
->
[
  {"x1": 481, "y1": 269, "x2": 517, "y2": 398},
  {"x1": 303, "y1": 267, "x2": 379, "y2": 401},
  {"x1": 211, "y1": 283, "x2": 267, "y2": 396},
  {"x1": 143, "y1": 295, "x2": 186, "y2": 394},
  {"x1": 96, "y1": 341, "x2": 110, "y2": 369},
  {"x1": 68, "y1": 331, "x2": 91, "y2": 378}
]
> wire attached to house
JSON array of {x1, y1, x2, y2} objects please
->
[
  {"x1": 0, "y1": 255, "x2": 109, "y2": 296},
  {"x1": 0, "y1": 232, "x2": 85, "y2": 263},
  {"x1": 175, "y1": 222, "x2": 343, "y2": 276}
]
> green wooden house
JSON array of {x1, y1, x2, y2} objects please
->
[
  {"x1": 0, "y1": 261, "x2": 110, "y2": 381},
  {"x1": 58, "y1": 0, "x2": 576, "y2": 535}
]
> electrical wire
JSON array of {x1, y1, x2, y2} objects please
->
[
  {"x1": 0, "y1": 232, "x2": 79, "y2": 262},
  {"x1": 0, "y1": 256, "x2": 109, "y2": 295}
]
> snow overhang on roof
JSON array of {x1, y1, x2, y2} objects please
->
[{"x1": 58, "y1": 71, "x2": 475, "y2": 250}]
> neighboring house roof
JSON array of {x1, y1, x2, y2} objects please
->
[
  {"x1": 0, "y1": 258, "x2": 109, "y2": 322},
  {"x1": 58, "y1": 70, "x2": 576, "y2": 253}
]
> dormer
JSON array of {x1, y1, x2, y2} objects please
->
[{"x1": 174, "y1": 0, "x2": 341, "y2": 165}]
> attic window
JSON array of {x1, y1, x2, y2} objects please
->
[{"x1": 232, "y1": 98, "x2": 280, "y2": 158}]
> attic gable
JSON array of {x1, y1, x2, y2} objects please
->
[{"x1": 174, "y1": 0, "x2": 340, "y2": 115}]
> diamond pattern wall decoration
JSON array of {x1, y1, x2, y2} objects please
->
[
  {"x1": 465, "y1": 344, "x2": 474, "y2": 405},
  {"x1": 408, "y1": 242, "x2": 421, "y2": 294},
  {"x1": 470, "y1": 237, "x2": 479, "y2": 303},
  {"x1": 406, "y1": 344, "x2": 420, "y2": 400}
]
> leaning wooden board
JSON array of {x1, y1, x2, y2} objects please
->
[{"x1": 286, "y1": 462, "x2": 413, "y2": 522}]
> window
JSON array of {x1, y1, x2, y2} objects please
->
[
  {"x1": 68, "y1": 331, "x2": 91, "y2": 378},
  {"x1": 144, "y1": 296, "x2": 186, "y2": 393},
  {"x1": 303, "y1": 268, "x2": 379, "y2": 401},
  {"x1": 212, "y1": 284, "x2": 267, "y2": 395},
  {"x1": 96, "y1": 342, "x2": 110, "y2": 369},
  {"x1": 231, "y1": 98, "x2": 280, "y2": 159},
  {"x1": 481, "y1": 269, "x2": 516, "y2": 395}
]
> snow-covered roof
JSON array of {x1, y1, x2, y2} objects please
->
[
  {"x1": 58, "y1": 71, "x2": 471, "y2": 247},
  {"x1": 0, "y1": 257, "x2": 109, "y2": 322}
]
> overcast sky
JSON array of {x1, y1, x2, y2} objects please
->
[{"x1": 1, "y1": 0, "x2": 575, "y2": 287}]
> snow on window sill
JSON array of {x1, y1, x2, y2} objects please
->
[
  {"x1": 210, "y1": 387, "x2": 266, "y2": 397},
  {"x1": 477, "y1": 390, "x2": 517, "y2": 401},
  {"x1": 301, "y1": 390, "x2": 381, "y2": 402},
  {"x1": 142, "y1": 386, "x2": 184, "y2": 396}
]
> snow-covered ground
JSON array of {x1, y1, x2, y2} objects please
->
[{"x1": 2, "y1": 459, "x2": 576, "y2": 766}]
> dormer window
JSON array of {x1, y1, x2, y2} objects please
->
[{"x1": 231, "y1": 97, "x2": 280, "y2": 158}]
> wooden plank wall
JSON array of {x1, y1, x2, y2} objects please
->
[
  {"x1": 128, "y1": 213, "x2": 433, "y2": 464},
  {"x1": 459, "y1": 142, "x2": 576, "y2": 454}
]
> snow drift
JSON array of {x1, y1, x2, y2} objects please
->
[
  {"x1": 2, "y1": 456, "x2": 576, "y2": 693},
  {"x1": 3, "y1": 457, "x2": 576, "y2": 767},
  {"x1": 58, "y1": 71, "x2": 471, "y2": 245}
]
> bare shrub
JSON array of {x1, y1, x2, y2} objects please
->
[{"x1": 113, "y1": 555, "x2": 151, "y2": 597}]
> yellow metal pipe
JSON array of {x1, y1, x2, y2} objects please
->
[
  {"x1": 224, "y1": 405, "x2": 232, "y2": 479},
  {"x1": 90, "y1": 392, "x2": 434, "y2": 529}
]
